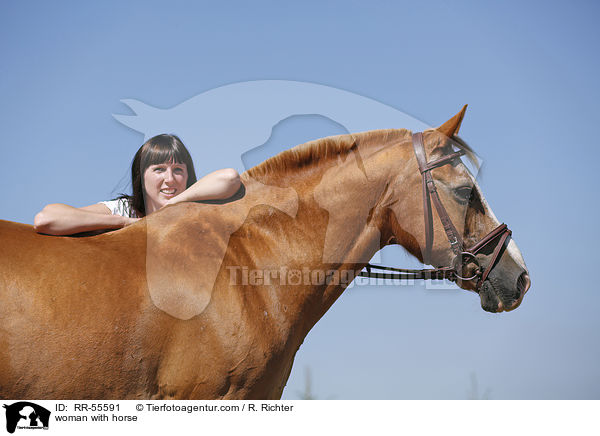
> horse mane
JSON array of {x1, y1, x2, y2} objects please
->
[
  {"x1": 244, "y1": 128, "x2": 478, "y2": 181},
  {"x1": 245, "y1": 129, "x2": 411, "y2": 180}
]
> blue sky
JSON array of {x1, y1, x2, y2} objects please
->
[{"x1": 1, "y1": 0, "x2": 599, "y2": 399}]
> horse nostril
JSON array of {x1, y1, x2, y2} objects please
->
[{"x1": 517, "y1": 272, "x2": 531, "y2": 296}]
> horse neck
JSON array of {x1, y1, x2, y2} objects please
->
[{"x1": 243, "y1": 141, "x2": 397, "y2": 333}]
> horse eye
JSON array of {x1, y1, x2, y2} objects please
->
[{"x1": 454, "y1": 186, "x2": 472, "y2": 204}]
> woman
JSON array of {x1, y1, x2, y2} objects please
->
[{"x1": 34, "y1": 134, "x2": 241, "y2": 235}]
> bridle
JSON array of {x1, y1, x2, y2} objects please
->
[{"x1": 359, "y1": 132, "x2": 512, "y2": 292}]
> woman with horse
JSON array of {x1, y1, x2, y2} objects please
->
[
  {"x1": 0, "y1": 107, "x2": 530, "y2": 399},
  {"x1": 33, "y1": 134, "x2": 241, "y2": 235}
]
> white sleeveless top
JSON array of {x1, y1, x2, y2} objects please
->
[{"x1": 99, "y1": 198, "x2": 139, "y2": 218}]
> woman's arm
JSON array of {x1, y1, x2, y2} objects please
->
[
  {"x1": 33, "y1": 203, "x2": 138, "y2": 235},
  {"x1": 166, "y1": 168, "x2": 241, "y2": 205}
]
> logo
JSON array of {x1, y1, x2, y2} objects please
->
[
  {"x1": 111, "y1": 80, "x2": 441, "y2": 319},
  {"x1": 2, "y1": 402, "x2": 50, "y2": 434},
  {"x1": 111, "y1": 80, "x2": 483, "y2": 320}
]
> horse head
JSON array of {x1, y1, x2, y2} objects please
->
[{"x1": 381, "y1": 107, "x2": 530, "y2": 313}]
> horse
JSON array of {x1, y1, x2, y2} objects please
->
[{"x1": 0, "y1": 107, "x2": 530, "y2": 399}]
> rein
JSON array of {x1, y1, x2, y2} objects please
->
[{"x1": 358, "y1": 132, "x2": 512, "y2": 291}]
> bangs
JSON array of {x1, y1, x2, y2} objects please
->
[{"x1": 141, "y1": 142, "x2": 187, "y2": 168}]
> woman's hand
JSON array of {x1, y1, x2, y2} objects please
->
[{"x1": 161, "y1": 197, "x2": 178, "y2": 208}]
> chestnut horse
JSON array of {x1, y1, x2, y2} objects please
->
[{"x1": 0, "y1": 108, "x2": 529, "y2": 399}]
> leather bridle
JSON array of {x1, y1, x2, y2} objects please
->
[{"x1": 359, "y1": 132, "x2": 512, "y2": 292}]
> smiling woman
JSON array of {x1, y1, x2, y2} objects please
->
[
  {"x1": 143, "y1": 162, "x2": 189, "y2": 214},
  {"x1": 33, "y1": 134, "x2": 241, "y2": 235}
]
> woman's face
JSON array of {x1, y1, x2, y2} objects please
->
[{"x1": 143, "y1": 161, "x2": 188, "y2": 214}]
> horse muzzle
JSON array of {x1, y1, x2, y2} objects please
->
[{"x1": 479, "y1": 270, "x2": 530, "y2": 313}]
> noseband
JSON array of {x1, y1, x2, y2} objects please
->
[{"x1": 359, "y1": 132, "x2": 512, "y2": 291}]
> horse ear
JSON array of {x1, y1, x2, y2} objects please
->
[{"x1": 436, "y1": 105, "x2": 468, "y2": 138}]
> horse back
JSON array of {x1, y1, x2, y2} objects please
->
[{"x1": 0, "y1": 220, "x2": 147, "y2": 317}]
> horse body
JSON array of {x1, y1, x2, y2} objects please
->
[
  {"x1": 0, "y1": 109, "x2": 530, "y2": 399},
  {"x1": 0, "y1": 135, "x2": 394, "y2": 399}
]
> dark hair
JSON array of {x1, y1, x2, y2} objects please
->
[{"x1": 120, "y1": 134, "x2": 197, "y2": 216}]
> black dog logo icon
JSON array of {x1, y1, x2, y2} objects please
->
[{"x1": 3, "y1": 402, "x2": 50, "y2": 433}]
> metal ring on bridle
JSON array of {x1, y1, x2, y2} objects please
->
[{"x1": 452, "y1": 252, "x2": 481, "y2": 281}]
